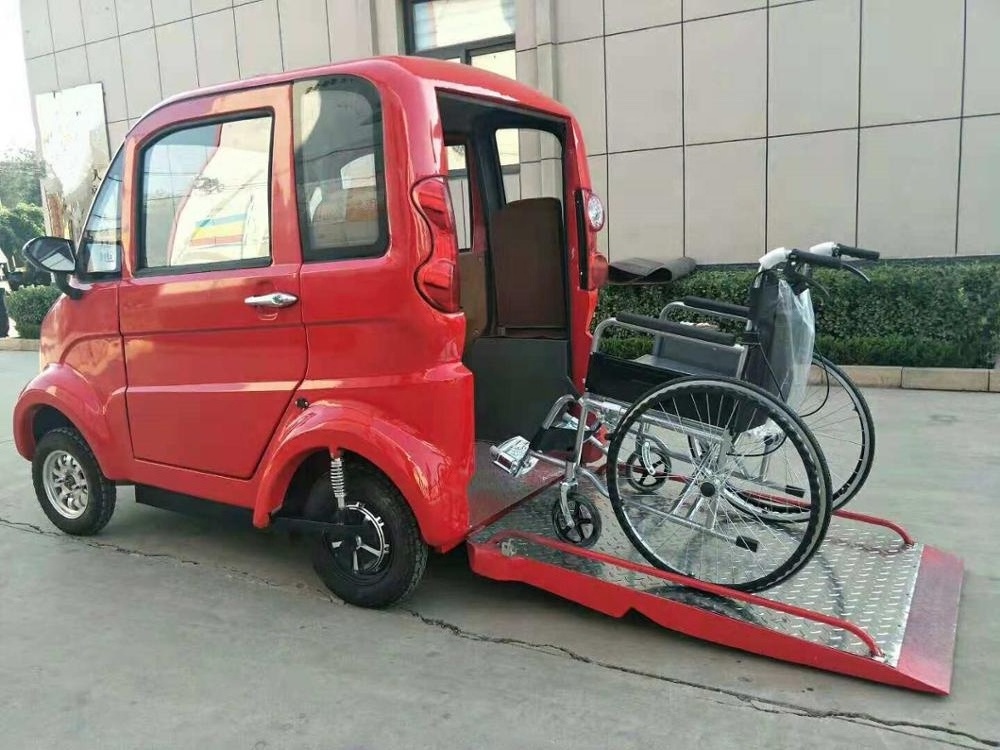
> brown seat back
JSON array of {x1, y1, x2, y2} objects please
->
[
  {"x1": 488, "y1": 197, "x2": 566, "y2": 335},
  {"x1": 458, "y1": 251, "x2": 488, "y2": 347}
]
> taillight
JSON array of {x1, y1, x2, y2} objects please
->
[
  {"x1": 578, "y1": 188, "x2": 608, "y2": 291},
  {"x1": 411, "y1": 176, "x2": 460, "y2": 313}
]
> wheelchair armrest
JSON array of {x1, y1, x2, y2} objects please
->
[
  {"x1": 681, "y1": 296, "x2": 750, "y2": 319},
  {"x1": 616, "y1": 312, "x2": 738, "y2": 347}
]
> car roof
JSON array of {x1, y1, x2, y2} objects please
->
[{"x1": 154, "y1": 55, "x2": 573, "y2": 120}]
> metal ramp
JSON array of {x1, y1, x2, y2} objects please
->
[{"x1": 466, "y1": 483, "x2": 963, "y2": 694}]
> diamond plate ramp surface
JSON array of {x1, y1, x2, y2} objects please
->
[{"x1": 467, "y1": 482, "x2": 963, "y2": 694}]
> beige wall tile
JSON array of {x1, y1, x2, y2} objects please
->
[
  {"x1": 502, "y1": 172, "x2": 521, "y2": 203},
  {"x1": 152, "y1": 0, "x2": 191, "y2": 24},
  {"x1": 20, "y1": 0, "x2": 54, "y2": 57},
  {"x1": 194, "y1": 9, "x2": 239, "y2": 85},
  {"x1": 515, "y1": 0, "x2": 535, "y2": 50},
  {"x1": 192, "y1": 0, "x2": 230, "y2": 12},
  {"x1": 25, "y1": 55, "x2": 58, "y2": 96},
  {"x1": 519, "y1": 161, "x2": 541, "y2": 200},
  {"x1": 685, "y1": 0, "x2": 764, "y2": 20},
  {"x1": 964, "y1": 0, "x2": 1000, "y2": 116},
  {"x1": 235, "y1": 0, "x2": 283, "y2": 78},
  {"x1": 768, "y1": 130, "x2": 857, "y2": 252},
  {"x1": 609, "y1": 148, "x2": 683, "y2": 261},
  {"x1": 684, "y1": 10, "x2": 766, "y2": 143},
  {"x1": 120, "y1": 29, "x2": 162, "y2": 118},
  {"x1": 55, "y1": 46, "x2": 90, "y2": 89},
  {"x1": 858, "y1": 120, "x2": 960, "y2": 258},
  {"x1": 958, "y1": 116, "x2": 1000, "y2": 255},
  {"x1": 328, "y1": 0, "x2": 375, "y2": 61},
  {"x1": 605, "y1": 0, "x2": 680, "y2": 35},
  {"x1": 372, "y1": 0, "x2": 402, "y2": 54},
  {"x1": 156, "y1": 20, "x2": 198, "y2": 97},
  {"x1": 81, "y1": 0, "x2": 119, "y2": 43},
  {"x1": 49, "y1": 0, "x2": 86, "y2": 51},
  {"x1": 86, "y1": 38, "x2": 127, "y2": 121},
  {"x1": 116, "y1": 0, "x2": 154, "y2": 33},
  {"x1": 769, "y1": 0, "x2": 859, "y2": 135},
  {"x1": 554, "y1": 0, "x2": 602, "y2": 43},
  {"x1": 606, "y1": 24, "x2": 682, "y2": 151},
  {"x1": 107, "y1": 120, "x2": 130, "y2": 151},
  {"x1": 556, "y1": 38, "x2": 606, "y2": 154},
  {"x1": 278, "y1": 0, "x2": 330, "y2": 70},
  {"x1": 587, "y1": 154, "x2": 609, "y2": 258},
  {"x1": 686, "y1": 139, "x2": 766, "y2": 263},
  {"x1": 860, "y1": 0, "x2": 964, "y2": 126}
]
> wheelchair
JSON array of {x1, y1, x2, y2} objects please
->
[{"x1": 492, "y1": 242, "x2": 879, "y2": 593}]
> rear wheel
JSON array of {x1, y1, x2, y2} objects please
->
[
  {"x1": 304, "y1": 461, "x2": 428, "y2": 608},
  {"x1": 607, "y1": 376, "x2": 831, "y2": 593},
  {"x1": 798, "y1": 353, "x2": 875, "y2": 509}
]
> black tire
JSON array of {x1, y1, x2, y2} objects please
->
[
  {"x1": 799, "y1": 353, "x2": 876, "y2": 509},
  {"x1": 304, "y1": 460, "x2": 428, "y2": 609},
  {"x1": 32, "y1": 427, "x2": 116, "y2": 535},
  {"x1": 607, "y1": 376, "x2": 832, "y2": 593}
]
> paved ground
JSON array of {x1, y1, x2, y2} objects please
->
[{"x1": 1, "y1": 350, "x2": 997, "y2": 749}]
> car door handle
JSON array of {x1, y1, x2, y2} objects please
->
[{"x1": 244, "y1": 292, "x2": 298, "y2": 308}]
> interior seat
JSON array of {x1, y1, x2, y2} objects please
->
[{"x1": 488, "y1": 197, "x2": 567, "y2": 338}]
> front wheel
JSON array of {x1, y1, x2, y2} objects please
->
[
  {"x1": 304, "y1": 461, "x2": 428, "y2": 608},
  {"x1": 32, "y1": 427, "x2": 117, "y2": 535}
]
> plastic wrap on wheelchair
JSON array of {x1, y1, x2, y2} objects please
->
[{"x1": 467, "y1": 480, "x2": 963, "y2": 694}]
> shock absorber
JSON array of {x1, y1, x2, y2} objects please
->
[{"x1": 329, "y1": 452, "x2": 347, "y2": 511}]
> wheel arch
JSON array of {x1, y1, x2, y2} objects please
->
[
  {"x1": 254, "y1": 401, "x2": 473, "y2": 550},
  {"x1": 13, "y1": 366, "x2": 130, "y2": 478}
]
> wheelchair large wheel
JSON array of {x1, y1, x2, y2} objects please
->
[
  {"x1": 606, "y1": 376, "x2": 832, "y2": 593},
  {"x1": 798, "y1": 353, "x2": 875, "y2": 509}
]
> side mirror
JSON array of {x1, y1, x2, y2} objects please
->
[{"x1": 22, "y1": 236, "x2": 83, "y2": 300}]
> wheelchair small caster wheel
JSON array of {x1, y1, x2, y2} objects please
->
[
  {"x1": 552, "y1": 494, "x2": 602, "y2": 547},
  {"x1": 625, "y1": 446, "x2": 671, "y2": 492}
]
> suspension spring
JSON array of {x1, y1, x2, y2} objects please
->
[{"x1": 330, "y1": 454, "x2": 347, "y2": 511}]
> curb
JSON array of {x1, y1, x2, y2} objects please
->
[
  {"x1": 2, "y1": 339, "x2": 997, "y2": 392},
  {"x1": 0, "y1": 338, "x2": 40, "y2": 352},
  {"x1": 810, "y1": 364, "x2": 997, "y2": 393}
]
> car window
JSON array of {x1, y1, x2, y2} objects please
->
[
  {"x1": 295, "y1": 77, "x2": 387, "y2": 262},
  {"x1": 78, "y1": 148, "x2": 125, "y2": 277},
  {"x1": 139, "y1": 115, "x2": 273, "y2": 271}
]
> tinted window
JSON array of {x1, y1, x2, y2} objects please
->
[
  {"x1": 295, "y1": 77, "x2": 387, "y2": 261},
  {"x1": 139, "y1": 115, "x2": 273, "y2": 271},
  {"x1": 78, "y1": 149, "x2": 125, "y2": 277}
]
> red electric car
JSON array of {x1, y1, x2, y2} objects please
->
[{"x1": 13, "y1": 56, "x2": 609, "y2": 608}]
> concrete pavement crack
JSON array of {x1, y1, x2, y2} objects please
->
[
  {"x1": 403, "y1": 610, "x2": 996, "y2": 750},
  {"x1": 0, "y1": 514, "x2": 321, "y2": 595},
  {"x1": 2, "y1": 515, "x2": 992, "y2": 748}
]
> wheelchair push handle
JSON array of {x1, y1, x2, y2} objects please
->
[
  {"x1": 807, "y1": 241, "x2": 880, "y2": 261},
  {"x1": 833, "y1": 244, "x2": 880, "y2": 261},
  {"x1": 788, "y1": 249, "x2": 872, "y2": 283}
]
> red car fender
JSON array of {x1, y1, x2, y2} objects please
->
[
  {"x1": 253, "y1": 400, "x2": 472, "y2": 550},
  {"x1": 12, "y1": 364, "x2": 131, "y2": 478}
]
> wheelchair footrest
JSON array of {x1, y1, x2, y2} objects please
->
[
  {"x1": 490, "y1": 436, "x2": 538, "y2": 477},
  {"x1": 530, "y1": 426, "x2": 578, "y2": 453}
]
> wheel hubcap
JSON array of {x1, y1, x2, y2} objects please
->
[
  {"x1": 328, "y1": 503, "x2": 389, "y2": 575},
  {"x1": 42, "y1": 450, "x2": 89, "y2": 519}
]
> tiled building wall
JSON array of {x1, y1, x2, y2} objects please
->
[
  {"x1": 20, "y1": 0, "x2": 1000, "y2": 263},
  {"x1": 518, "y1": 0, "x2": 1000, "y2": 261},
  {"x1": 20, "y1": 0, "x2": 403, "y2": 165}
]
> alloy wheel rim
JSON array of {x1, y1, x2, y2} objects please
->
[{"x1": 42, "y1": 450, "x2": 90, "y2": 519}]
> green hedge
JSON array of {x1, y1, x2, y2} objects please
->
[
  {"x1": 6, "y1": 285, "x2": 62, "y2": 339},
  {"x1": 596, "y1": 260, "x2": 1000, "y2": 369}
]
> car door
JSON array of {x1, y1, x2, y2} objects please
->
[{"x1": 118, "y1": 85, "x2": 307, "y2": 480}]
